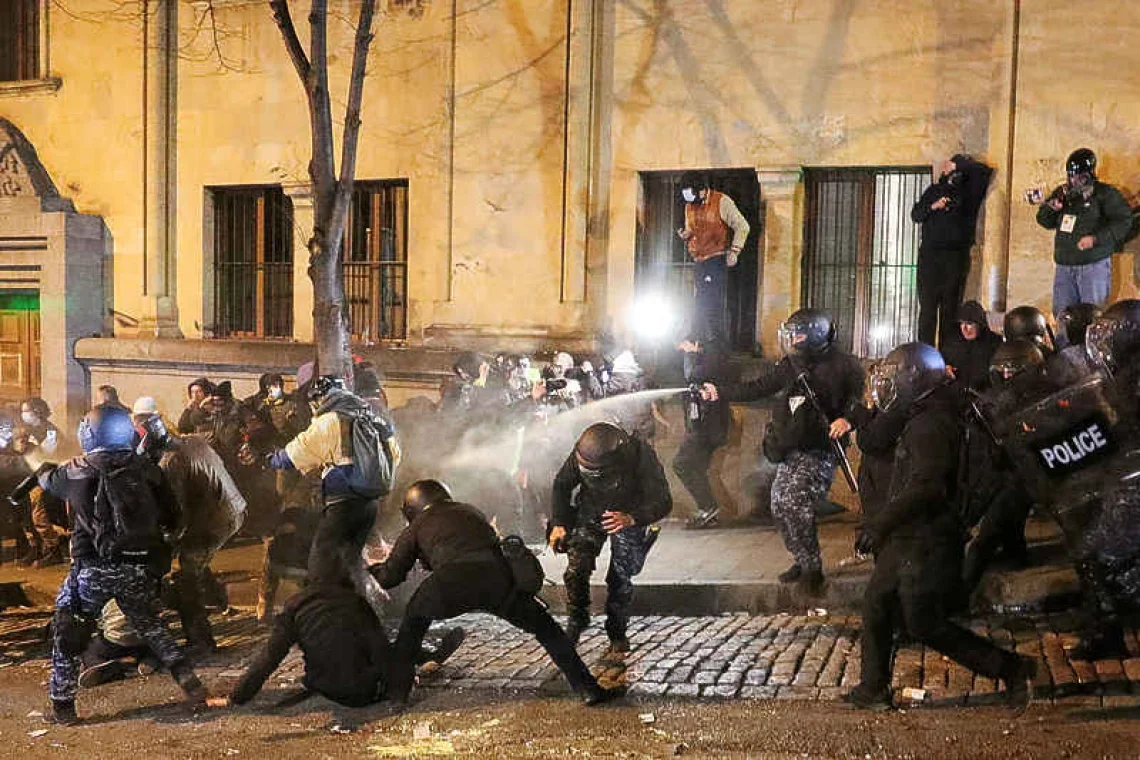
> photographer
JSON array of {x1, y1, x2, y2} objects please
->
[
  {"x1": 911, "y1": 155, "x2": 994, "y2": 348},
  {"x1": 1036, "y1": 148, "x2": 1132, "y2": 315}
]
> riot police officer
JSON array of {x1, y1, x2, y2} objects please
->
[
  {"x1": 373, "y1": 480, "x2": 623, "y2": 705},
  {"x1": 1049, "y1": 302, "x2": 1102, "y2": 385},
  {"x1": 960, "y1": 340, "x2": 1052, "y2": 592},
  {"x1": 1003, "y1": 305, "x2": 1055, "y2": 355},
  {"x1": 846, "y1": 343, "x2": 1036, "y2": 711},
  {"x1": 701, "y1": 308, "x2": 863, "y2": 591},
  {"x1": 549, "y1": 423, "x2": 672, "y2": 652}
]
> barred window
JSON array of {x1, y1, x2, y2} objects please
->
[
  {"x1": 801, "y1": 167, "x2": 926, "y2": 358},
  {"x1": 211, "y1": 187, "x2": 294, "y2": 339},
  {"x1": 344, "y1": 180, "x2": 408, "y2": 342},
  {"x1": 0, "y1": 0, "x2": 40, "y2": 82}
]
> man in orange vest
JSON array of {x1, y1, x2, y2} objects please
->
[{"x1": 677, "y1": 172, "x2": 751, "y2": 342}]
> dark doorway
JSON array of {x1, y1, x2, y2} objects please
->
[
  {"x1": 801, "y1": 167, "x2": 927, "y2": 358},
  {"x1": 636, "y1": 169, "x2": 762, "y2": 352}
]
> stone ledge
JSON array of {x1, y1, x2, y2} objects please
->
[
  {"x1": 74, "y1": 337, "x2": 458, "y2": 383},
  {"x1": 0, "y1": 77, "x2": 62, "y2": 97}
]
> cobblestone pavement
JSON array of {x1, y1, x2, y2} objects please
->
[{"x1": 5, "y1": 606, "x2": 1140, "y2": 709}]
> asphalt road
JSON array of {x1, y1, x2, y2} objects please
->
[{"x1": 1, "y1": 662, "x2": 1137, "y2": 759}]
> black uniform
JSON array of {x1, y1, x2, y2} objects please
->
[
  {"x1": 910, "y1": 157, "x2": 993, "y2": 347},
  {"x1": 371, "y1": 500, "x2": 605, "y2": 703},
  {"x1": 724, "y1": 347, "x2": 863, "y2": 574},
  {"x1": 848, "y1": 404, "x2": 909, "y2": 521},
  {"x1": 672, "y1": 343, "x2": 733, "y2": 522},
  {"x1": 858, "y1": 383, "x2": 1024, "y2": 696},
  {"x1": 960, "y1": 370, "x2": 1054, "y2": 590},
  {"x1": 552, "y1": 436, "x2": 672, "y2": 640}
]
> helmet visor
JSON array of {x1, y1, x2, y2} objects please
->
[
  {"x1": 777, "y1": 322, "x2": 809, "y2": 357},
  {"x1": 1086, "y1": 320, "x2": 1115, "y2": 373},
  {"x1": 870, "y1": 363, "x2": 900, "y2": 411}
]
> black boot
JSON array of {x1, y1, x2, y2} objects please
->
[
  {"x1": 843, "y1": 684, "x2": 892, "y2": 712},
  {"x1": 1003, "y1": 656, "x2": 1038, "y2": 714},
  {"x1": 777, "y1": 564, "x2": 802, "y2": 583},
  {"x1": 583, "y1": 684, "x2": 627, "y2": 706},
  {"x1": 565, "y1": 618, "x2": 587, "y2": 646},
  {"x1": 45, "y1": 699, "x2": 78, "y2": 726}
]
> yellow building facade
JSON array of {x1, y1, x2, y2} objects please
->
[{"x1": 1, "y1": 0, "x2": 1140, "y2": 427}]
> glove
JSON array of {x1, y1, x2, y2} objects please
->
[{"x1": 854, "y1": 530, "x2": 877, "y2": 556}]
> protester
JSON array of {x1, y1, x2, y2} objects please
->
[{"x1": 942, "y1": 300, "x2": 1002, "y2": 390}]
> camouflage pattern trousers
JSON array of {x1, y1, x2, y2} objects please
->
[
  {"x1": 770, "y1": 450, "x2": 838, "y2": 573},
  {"x1": 563, "y1": 523, "x2": 654, "y2": 640},
  {"x1": 50, "y1": 559, "x2": 187, "y2": 702}
]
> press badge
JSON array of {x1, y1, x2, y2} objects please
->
[
  {"x1": 1060, "y1": 214, "x2": 1078, "y2": 233},
  {"x1": 788, "y1": 396, "x2": 806, "y2": 415}
]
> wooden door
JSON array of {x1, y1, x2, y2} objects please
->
[{"x1": 0, "y1": 308, "x2": 39, "y2": 402}]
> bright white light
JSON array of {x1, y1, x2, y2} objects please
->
[
  {"x1": 628, "y1": 293, "x2": 679, "y2": 341},
  {"x1": 868, "y1": 324, "x2": 892, "y2": 344}
]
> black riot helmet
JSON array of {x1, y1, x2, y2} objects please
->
[
  {"x1": 1057, "y1": 302, "x2": 1102, "y2": 348},
  {"x1": 778, "y1": 308, "x2": 836, "y2": 359},
  {"x1": 574, "y1": 422, "x2": 631, "y2": 492},
  {"x1": 989, "y1": 339, "x2": 1046, "y2": 387},
  {"x1": 870, "y1": 342, "x2": 946, "y2": 412},
  {"x1": 1086, "y1": 299, "x2": 1140, "y2": 375},
  {"x1": 402, "y1": 479, "x2": 453, "y2": 523},
  {"x1": 307, "y1": 375, "x2": 347, "y2": 405},
  {"x1": 1066, "y1": 148, "x2": 1097, "y2": 180},
  {"x1": 1003, "y1": 306, "x2": 1053, "y2": 351}
]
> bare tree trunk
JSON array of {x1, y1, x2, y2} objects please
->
[{"x1": 270, "y1": 0, "x2": 376, "y2": 381}]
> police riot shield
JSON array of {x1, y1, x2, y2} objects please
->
[{"x1": 998, "y1": 375, "x2": 1140, "y2": 538}]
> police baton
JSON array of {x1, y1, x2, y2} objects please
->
[{"x1": 794, "y1": 371, "x2": 859, "y2": 495}]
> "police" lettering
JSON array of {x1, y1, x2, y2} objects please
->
[{"x1": 1039, "y1": 422, "x2": 1109, "y2": 469}]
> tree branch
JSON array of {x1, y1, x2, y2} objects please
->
[
  {"x1": 268, "y1": 0, "x2": 311, "y2": 85},
  {"x1": 332, "y1": 0, "x2": 377, "y2": 228}
]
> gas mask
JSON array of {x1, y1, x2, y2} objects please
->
[
  {"x1": 577, "y1": 460, "x2": 623, "y2": 494},
  {"x1": 1066, "y1": 171, "x2": 1094, "y2": 199},
  {"x1": 681, "y1": 187, "x2": 698, "y2": 203}
]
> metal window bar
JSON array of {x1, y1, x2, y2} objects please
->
[
  {"x1": 212, "y1": 187, "x2": 293, "y2": 339},
  {"x1": 0, "y1": 0, "x2": 39, "y2": 81},
  {"x1": 343, "y1": 180, "x2": 408, "y2": 343},
  {"x1": 802, "y1": 167, "x2": 927, "y2": 358}
]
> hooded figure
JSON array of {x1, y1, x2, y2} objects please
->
[{"x1": 942, "y1": 300, "x2": 1002, "y2": 390}]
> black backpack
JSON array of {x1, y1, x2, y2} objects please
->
[
  {"x1": 499, "y1": 534, "x2": 544, "y2": 595},
  {"x1": 90, "y1": 458, "x2": 163, "y2": 560}
]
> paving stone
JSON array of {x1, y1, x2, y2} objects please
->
[
  {"x1": 740, "y1": 685, "x2": 779, "y2": 699},
  {"x1": 667, "y1": 683, "x2": 700, "y2": 697},
  {"x1": 629, "y1": 682, "x2": 669, "y2": 697}
]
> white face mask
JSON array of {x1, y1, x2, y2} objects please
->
[
  {"x1": 681, "y1": 188, "x2": 697, "y2": 203},
  {"x1": 21, "y1": 412, "x2": 38, "y2": 426},
  {"x1": 268, "y1": 386, "x2": 283, "y2": 400}
]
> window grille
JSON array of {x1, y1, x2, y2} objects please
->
[
  {"x1": 801, "y1": 167, "x2": 927, "y2": 358},
  {"x1": 344, "y1": 180, "x2": 408, "y2": 342},
  {"x1": 211, "y1": 187, "x2": 294, "y2": 339}
]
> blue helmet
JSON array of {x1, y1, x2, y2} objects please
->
[{"x1": 77, "y1": 405, "x2": 136, "y2": 454}]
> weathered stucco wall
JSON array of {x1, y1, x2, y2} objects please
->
[{"x1": 2, "y1": 0, "x2": 1140, "y2": 363}]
